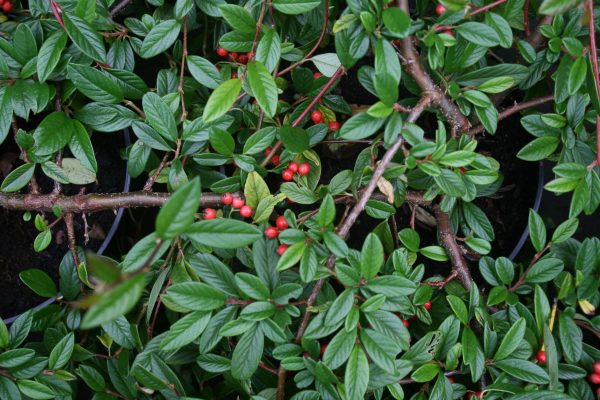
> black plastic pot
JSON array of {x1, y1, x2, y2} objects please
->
[{"x1": 4, "y1": 129, "x2": 131, "y2": 325}]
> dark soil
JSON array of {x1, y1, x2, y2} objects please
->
[{"x1": 0, "y1": 132, "x2": 127, "y2": 319}]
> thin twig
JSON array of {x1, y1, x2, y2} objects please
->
[
  {"x1": 250, "y1": 0, "x2": 269, "y2": 59},
  {"x1": 469, "y1": 0, "x2": 507, "y2": 16},
  {"x1": 509, "y1": 242, "x2": 551, "y2": 292},
  {"x1": 11, "y1": 115, "x2": 40, "y2": 194},
  {"x1": 469, "y1": 95, "x2": 554, "y2": 135},
  {"x1": 434, "y1": 205, "x2": 472, "y2": 291},
  {"x1": 143, "y1": 152, "x2": 171, "y2": 192},
  {"x1": 178, "y1": 17, "x2": 188, "y2": 124},
  {"x1": 64, "y1": 213, "x2": 81, "y2": 267},
  {"x1": 109, "y1": 0, "x2": 132, "y2": 17}
]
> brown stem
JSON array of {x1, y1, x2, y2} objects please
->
[
  {"x1": 178, "y1": 17, "x2": 188, "y2": 123},
  {"x1": 575, "y1": 320, "x2": 600, "y2": 339},
  {"x1": 587, "y1": 0, "x2": 600, "y2": 168},
  {"x1": 109, "y1": 0, "x2": 132, "y2": 17},
  {"x1": 509, "y1": 242, "x2": 551, "y2": 292},
  {"x1": 0, "y1": 191, "x2": 232, "y2": 213},
  {"x1": 524, "y1": 0, "x2": 531, "y2": 36},
  {"x1": 434, "y1": 205, "x2": 472, "y2": 291},
  {"x1": 469, "y1": 0, "x2": 507, "y2": 16},
  {"x1": 396, "y1": 0, "x2": 468, "y2": 137},
  {"x1": 469, "y1": 95, "x2": 554, "y2": 135},
  {"x1": 262, "y1": 66, "x2": 345, "y2": 167},
  {"x1": 250, "y1": 0, "x2": 268, "y2": 59},
  {"x1": 277, "y1": 0, "x2": 329, "y2": 76},
  {"x1": 143, "y1": 152, "x2": 171, "y2": 192},
  {"x1": 123, "y1": 100, "x2": 145, "y2": 119},
  {"x1": 64, "y1": 213, "x2": 81, "y2": 267}
]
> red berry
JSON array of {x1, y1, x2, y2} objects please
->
[
  {"x1": 3, "y1": 2, "x2": 13, "y2": 12},
  {"x1": 265, "y1": 226, "x2": 279, "y2": 239},
  {"x1": 271, "y1": 154, "x2": 280, "y2": 167},
  {"x1": 435, "y1": 4, "x2": 446, "y2": 15},
  {"x1": 298, "y1": 162, "x2": 311, "y2": 176},
  {"x1": 468, "y1": 392, "x2": 482, "y2": 399},
  {"x1": 393, "y1": 39, "x2": 402, "y2": 46},
  {"x1": 240, "y1": 205, "x2": 253, "y2": 218},
  {"x1": 303, "y1": 352, "x2": 310, "y2": 358},
  {"x1": 203, "y1": 208, "x2": 217, "y2": 220},
  {"x1": 313, "y1": 72, "x2": 322, "y2": 79},
  {"x1": 237, "y1": 54, "x2": 248, "y2": 64},
  {"x1": 594, "y1": 361, "x2": 600, "y2": 374},
  {"x1": 320, "y1": 344, "x2": 327, "y2": 356},
  {"x1": 222, "y1": 192, "x2": 233, "y2": 205},
  {"x1": 229, "y1": 52, "x2": 238, "y2": 60},
  {"x1": 277, "y1": 244, "x2": 289, "y2": 255},
  {"x1": 423, "y1": 301, "x2": 432, "y2": 310},
  {"x1": 287, "y1": 162, "x2": 299, "y2": 173},
  {"x1": 217, "y1": 47, "x2": 228, "y2": 57},
  {"x1": 402, "y1": 319, "x2": 410, "y2": 328},
  {"x1": 232, "y1": 197, "x2": 245, "y2": 209},
  {"x1": 276, "y1": 216, "x2": 289, "y2": 231},
  {"x1": 589, "y1": 373, "x2": 600, "y2": 385},
  {"x1": 328, "y1": 121, "x2": 341, "y2": 131},
  {"x1": 310, "y1": 110, "x2": 323, "y2": 124},
  {"x1": 448, "y1": 377, "x2": 454, "y2": 384},
  {"x1": 444, "y1": 29, "x2": 454, "y2": 36},
  {"x1": 536, "y1": 350, "x2": 547, "y2": 364},
  {"x1": 282, "y1": 169, "x2": 294, "y2": 181},
  {"x1": 264, "y1": 147, "x2": 272, "y2": 156}
]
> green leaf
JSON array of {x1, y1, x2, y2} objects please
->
[
  {"x1": 19, "y1": 269, "x2": 57, "y2": 297},
  {"x1": 81, "y1": 274, "x2": 146, "y2": 329},
  {"x1": 17, "y1": 380, "x2": 54, "y2": 400},
  {"x1": 243, "y1": 127, "x2": 276, "y2": 155},
  {"x1": 485, "y1": 12, "x2": 513, "y2": 48},
  {"x1": 209, "y1": 128, "x2": 235, "y2": 155},
  {"x1": 276, "y1": 241, "x2": 307, "y2": 271},
  {"x1": 272, "y1": 0, "x2": 320, "y2": 15},
  {"x1": 67, "y1": 64, "x2": 124, "y2": 104},
  {"x1": 568, "y1": 57, "x2": 587, "y2": 95},
  {"x1": 525, "y1": 258, "x2": 563, "y2": 283},
  {"x1": 166, "y1": 282, "x2": 226, "y2": 311},
  {"x1": 317, "y1": 194, "x2": 335, "y2": 227},
  {"x1": 203, "y1": 79, "x2": 241, "y2": 123},
  {"x1": 366, "y1": 276, "x2": 417, "y2": 296},
  {"x1": 456, "y1": 22, "x2": 500, "y2": 47},
  {"x1": 538, "y1": 0, "x2": 580, "y2": 15},
  {"x1": 244, "y1": 171, "x2": 270, "y2": 209},
  {"x1": 63, "y1": 13, "x2": 106, "y2": 61},
  {"x1": 48, "y1": 332, "x2": 75, "y2": 370},
  {"x1": 160, "y1": 311, "x2": 211, "y2": 351},
  {"x1": 156, "y1": 178, "x2": 201, "y2": 239},
  {"x1": 187, "y1": 219, "x2": 262, "y2": 248},
  {"x1": 279, "y1": 126, "x2": 309, "y2": 153},
  {"x1": 256, "y1": 29, "x2": 281, "y2": 73},
  {"x1": 1, "y1": 163, "x2": 35, "y2": 193},
  {"x1": 140, "y1": 19, "x2": 181, "y2": 58},
  {"x1": 61, "y1": 158, "x2": 96, "y2": 184},
  {"x1": 494, "y1": 359, "x2": 549, "y2": 384},
  {"x1": 446, "y1": 295, "x2": 468, "y2": 325},
  {"x1": 142, "y1": 92, "x2": 178, "y2": 141},
  {"x1": 463, "y1": 90, "x2": 492, "y2": 108},
  {"x1": 551, "y1": 218, "x2": 579, "y2": 243},
  {"x1": 517, "y1": 136, "x2": 559, "y2": 161},
  {"x1": 478, "y1": 76, "x2": 515, "y2": 93},
  {"x1": 528, "y1": 209, "x2": 546, "y2": 252},
  {"x1": 411, "y1": 363, "x2": 440, "y2": 382},
  {"x1": 219, "y1": 4, "x2": 256, "y2": 32},
  {"x1": 0, "y1": 349, "x2": 35, "y2": 368},
  {"x1": 104, "y1": 68, "x2": 149, "y2": 99},
  {"x1": 339, "y1": 112, "x2": 385, "y2": 140},
  {"x1": 360, "y1": 329, "x2": 399, "y2": 374},
  {"x1": 231, "y1": 326, "x2": 264, "y2": 379},
  {"x1": 247, "y1": 61, "x2": 278, "y2": 117},
  {"x1": 420, "y1": 245, "x2": 449, "y2": 261},
  {"x1": 558, "y1": 314, "x2": 582, "y2": 363},
  {"x1": 311, "y1": 53, "x2": 342, "y2": 77},
  {"x1": 345, "y1": 344, "x2": 369, "y2": 400},
  {"x1": 494, "y1": 318, "x2": 525, "y2": 361},
  {"x1": 323, "y1": 328, "x2": 356, "y2": 369},
  {"x1": 69, "y1": 123, "x2": 98, "y2": 172},
  {"x1": 174, "y1": 0, "x2": 194, "y2": 19},
  {"x1": 361, "y1": 233, "x2": 384, "y2": 279},
  {"x1": 36, "y1": 31, "x2": 67, "y2": 83},
  {"x1": 382, "y1": 8, "x2": 411, "y2": 38},
  {"x1": 187, "y1": 56, "x2": 223, "y2": 89},
  {"x1": 33, "y1": 112, "x2": 74, "y2": 155}
]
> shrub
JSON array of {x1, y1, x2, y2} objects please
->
[{"x1": 0, "y1": 0, "x2": 599, "y2": 399}]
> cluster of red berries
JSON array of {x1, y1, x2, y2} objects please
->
[
  {"x1": 264, "y1": 147, "x2": 280, "y2": 167},
  {"x1": 0, "y1": 0, "x2": 13, "y2": 12},
  {"x1": 202, "y1": 193, "x2": 254, "y2": 220},
  {"x1": 589, "y1": 362, "x2": 600, "y2": 386},
  {"x1": 282, "y1": 161, "x2": 310, "y2": 181},
  {"x1": 217, "y1": 47, "x2": 252, "y2": 64},
  {"x1": 263, "y1": 215, "x2": 290, "y2": 255},
  {"x1": 309, "y1": 110, "x2": 342, "y2": 131}
]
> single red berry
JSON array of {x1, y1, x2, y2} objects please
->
[
  {"x1": 303, "y1": 352, "x2": 310, "y2": 358},
  {"x1": 393, "y1": 39, "x2": 402, "y2": 46},
  {"x1": 222, "y1": 192, "x2": 233, "y2": 205},
  {"x1": 282, "y1": 169, "x2": 294, "y2": 181},
  {"x1": 423, "y1": 301, "x2": 432, "y2": 311},
  {"x1": 265, "y1": 226, "x2": 279, "y2": 239},
  {"x1": 203, "y1": 208, "x2": 217, "y2": 220},
  {"x1": 310, "y1": 110, "x2": 323, "y2": 124},
  {"x1": 448, "y1": 377, "x2": 454, "y2": 384},
  {"x1": 232, "y1": 197, "x2": 245, "y2": 209},
  {"x1": 468, "y1": 391, "x2": 482, "y2": 399},
  {"x1": 217, "y1": 47, "x2": 228, "y2": 57},
  {"x1": 277, "y1": 244, "x2": 289, "y2": 255},
  {"x1": 329, "y1": 121, "x2": 341, "y2": 131},
  {"x1": 444, "y1": 29, "x2": 454, "y2": 36},
  {"x1": 313, "y1": 72, "x2": 322, "y2": 79},
  {"x1": 536, "y1": 350, "x2": 547, "y2": 364},
  {"x1": 298, "y1": 162, "x2": 311, "y2": 176},
  {"x1": 237, "y1": 54, "x2": 248, "y2": 64},
  {"x1": 276, "y1": 216, "x2": 289, "y2": 231},
  {"x1": 288, "y1": 162, "x2": 299, "y2": 173},
  {"x1": 589, "y1": 373, "x2": 600, "y2": 385},
  {"x1": 240, "y1": 205, "x2": 253, "y2": 218},
  {"x1": 229, "y1": 52, "x2": 238, "y2": 60},
  {"x1": 435, "y1": 4, "x2": 446, "y2": 15},
  {"x1": 3, "y1": 2, "x2": 12, "y2": 12},
  {"x1": 594, "y1": 361, "x2": 600, "y2": 374},
  {"x1": 402, "y1": 319, "x2": 410, "y2": 328},
  {"x1": 0, "y1": 0, "x2": 5, "y2": 6},
  {"x1": 264, "y1": 147, "x2": 272, "y2": 156},
  {"x1": 271, "y1": 154, "x2": 280, "y2": 166}
]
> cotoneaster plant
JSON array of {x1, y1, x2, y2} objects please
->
[{"x1": 0, "y1": 0, "x2": 598, "y2": 400}]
